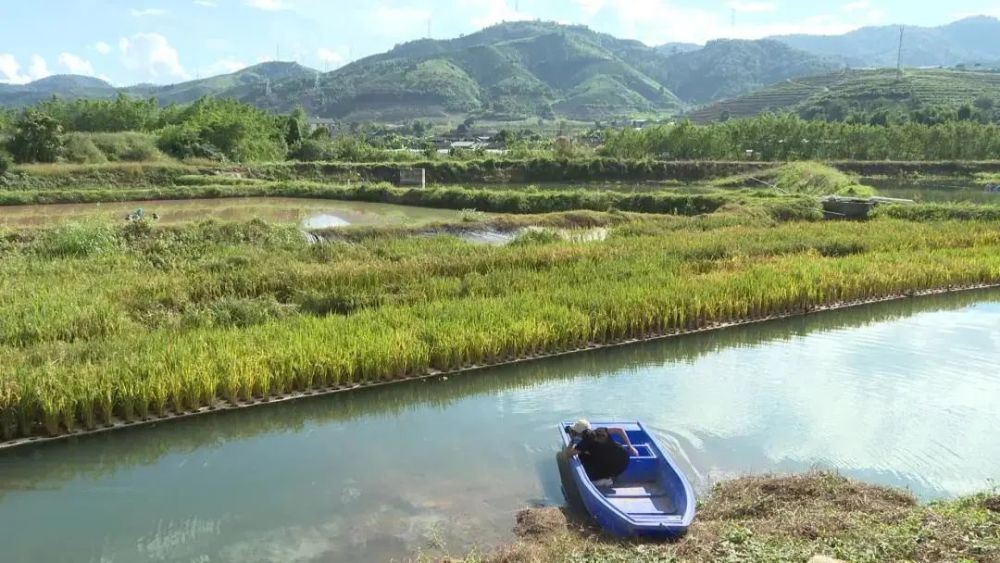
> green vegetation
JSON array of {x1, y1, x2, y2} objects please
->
[
  {"x1": 603, "y1": 114, "x2": 1000, "y2": 160},
  {"x1": 662, "y1": 39, "x2": 840, "y2": 103},
  {"x1": 2, "y1": 212, "x2": 1000, "y2": 441},
  {"x1": 462, "y1": 472, "x2": 1000, "y2": 563},
  {"x1": 690, "y1": 69, "x2": 1000, "y2": 124}
]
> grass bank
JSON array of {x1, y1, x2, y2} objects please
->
[
  {"x1": 459, "y1": 472, "x2": 1000, "y2": 563},
  {"x1": 7, "y1": 159, "x2": 1000, "y2": 191},
  {"x1": 0, "y1": 181, "x2": 825, "y2": 221},
  {"x1": 2, "y1": 215, "x2": 1000, "y2": 443}
]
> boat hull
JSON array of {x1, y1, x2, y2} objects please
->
[{"x1": 559, "y1": 420, "x2": 695, "y2": 538}]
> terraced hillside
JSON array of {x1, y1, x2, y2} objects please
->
[{"x1": 689, "y1": 69, "x2": 1000, "y2": 122}]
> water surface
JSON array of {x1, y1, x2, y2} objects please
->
[
  {"x1": 0, "y1": 197, "x2": 469, "y2": 229},
  {"x1": 1, "y1": 290, "x2": 999, "y2": 562}
]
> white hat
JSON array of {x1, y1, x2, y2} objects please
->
[{"x1": 572, "y1": 419, "x2": 592, "y2": 434}]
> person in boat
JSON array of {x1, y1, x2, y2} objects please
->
[{"x1": 564, "y1": 419, "x2": 638, "y2": 488}]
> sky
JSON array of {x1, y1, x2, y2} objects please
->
[{"x1": 1, "y1": 0, "x2": 998, "y2": 86}]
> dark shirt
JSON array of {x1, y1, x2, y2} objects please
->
[{"x1": 574, "y1": 428, "x2": 630, "y2": 480}]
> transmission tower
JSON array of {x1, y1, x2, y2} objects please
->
[{"x1": 896, "y1": 26, "x2": 905, "y2": 76}]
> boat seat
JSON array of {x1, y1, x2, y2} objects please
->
[{"x1": 605, "y1": 483, "x2": 668, "y2": 498}]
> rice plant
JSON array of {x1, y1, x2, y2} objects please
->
[{"x1": 1, "y1": 214, "x2": 1000, "y2": 441}]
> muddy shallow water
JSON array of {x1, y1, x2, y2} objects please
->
[{"x1": 0, "y1": 197, "x2": 470, "y2": 229}]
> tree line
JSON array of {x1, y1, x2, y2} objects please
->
[{"x1": 601, "y1": 114, "x2": 1000, "y2": 161}]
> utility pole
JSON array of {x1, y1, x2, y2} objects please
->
[{"x1": 896, "y1": 26, "x2": 904, "y2": 76}]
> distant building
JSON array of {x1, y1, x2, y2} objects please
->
[{"x1": 306, "y1": 118, "x2": 338, "y2": 134}]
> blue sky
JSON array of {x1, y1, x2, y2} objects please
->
[{"x1": 1, "y1": 0, "x2": 998, "y2": 86}]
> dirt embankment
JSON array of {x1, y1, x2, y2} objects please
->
[{"x1": 457, "y1": 472, "x2": 1000, "y2": 563}]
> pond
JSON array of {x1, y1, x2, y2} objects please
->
[
  {"x1": 865, "y1": 177, "x2": 1000, "y2": 204},
  {"x1": 0, "y1": 197, "x2": 470, "y2": 229},
  {"x1": 1, "y1": 290, "x2": 998, "y2": 562}
]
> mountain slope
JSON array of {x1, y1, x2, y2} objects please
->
[
  {"x1": 252, "y1": 22, "x2": 685, "y2": 121},
  {"x1": 0, "y1": 75, "x2": 117, "y2": 107},
  {"x1": 688, "y1": 68, "x2": 1000, "y2": 122},
  {"x1": 773, "y1": 16, "x2": 1000, "y2": 68},
  {"x1": 661, "y1": 39, "x2": 842, "y2": 102},
  {"x1": 122, "y1": 61, "x2": 316, "y2": 105}
]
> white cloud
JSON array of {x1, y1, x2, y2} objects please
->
[
  {"x1": 95, "y1": 41, "x2": 112, "y2": 55},
  {"x1": 245, "y1": 0, "x2": 291, "y2": 10},
  {"x1": 130, "y1": 8, "x2": 168, "y2": 17},
  {"x1": 843, "y1": 0, "x2": 870, "y2": 11},
  {"x1": 316, "y1": 48, "x2": 348, "y2": 69},
  {"x1": 28, "y1": 55, "x2": 50, "y2": 81},
  {"x1": 194, "y1": 0, "x2": 218, "y2": 6},
  {"x1": 58, "y1": 53, "x2": 96, "y2": 76},
  {"x1": 119, "y1": 33, "x2": 190, "y2": 82},
  {"x1": 727, "y1": 1, "x2": 777, "y2": 13},
  {"x1": 458, "y1": 0, "x2": 532, "y2": 28}
]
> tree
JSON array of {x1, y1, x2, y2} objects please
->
[
  {"x1": 8, "y1": 110, "x2": 63, "y2": 163},
  {"x1": 0, "y1": 150, "x2": 11, "y2": 175},
  {"x1": 974, "y1": 96, "x2": 995, "y2": 112},
  {"x1": 285, "y1": 106, "x2": 307, "y2": 146},
  {"x1": 957, "y1": 104, "x2": 974, "y2": 121}
]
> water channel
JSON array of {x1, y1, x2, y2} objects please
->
[{"x1": 1, "y1": 290, "x2": 998, "y2": 562}]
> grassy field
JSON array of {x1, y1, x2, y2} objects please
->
[
  {"x1": 2, "y1": 209, "x2": 1000, "y2": 441},
  {"x1": 458, "y1": 472, "x2": 1000, "y2": 563}
]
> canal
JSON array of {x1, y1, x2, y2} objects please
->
[{"x1": 0, "y1": 290, "x2": 998, "y2": 562}]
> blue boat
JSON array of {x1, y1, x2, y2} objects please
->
[{"x1": 559, "y1": 420, "x2": 696, "y2": 538}]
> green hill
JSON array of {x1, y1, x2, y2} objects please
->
[
  {"x1": 661, "y1": 39, "x2": 842, "y2": 103},
  {"x1": 0, "y1": 75, "x2": 116, "y2": 107},
  {"x1": 251, "y1": 22, "x2": 685, "y2": 121},
  {"x1": 688, "y1": 68, "x2": 1000, "y2": 122},
  {"x1": 122, "y1": 61, "x2": 316, "y2": 105}
]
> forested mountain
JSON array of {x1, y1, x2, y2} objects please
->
[
  {"x1": 250, "y1": 21, "x2": 684, "y2": 121},
  {"x1": 1, "y1": 17, "x2": 998, "y2": 121},
  {"x1": 660, "y1": 39, "x2": 841, "y2": 103},
  {"x1": 0, "y1": 75, "x2": 116, "y2": 107},
  {"x1": 122, "y1": 62, "x2": 316, "y2": 105}
]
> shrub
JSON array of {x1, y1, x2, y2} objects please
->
[
  {"x1": 0, "y1": 150, "x2": 11, "y2": 175},
  {"x1": 87, "y1": 132, "x2": 164, "y2": 162},
  {"x1": 63, "y1": 134, "x2": 108, "y2": 164},
  {"x1": 35, "y1": 222, "x2": 122, "y2": 258}
]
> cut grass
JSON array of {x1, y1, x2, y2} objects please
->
[{"x1": 457, "y1": 472, "x2": 1000, "y2": 563}]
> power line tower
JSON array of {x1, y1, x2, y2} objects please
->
[{"x1": 896, "y1": 26, "x2": 905, "y2": 76}]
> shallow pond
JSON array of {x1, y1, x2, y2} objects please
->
[
  {"x1": 0, "y1": 197, "x2": 470, "y2": 229},
  {"x1": 1, "y1": 290, "x2": 999, "y2": 562}
]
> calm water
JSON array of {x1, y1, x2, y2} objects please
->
[
  {"x1": 0, "y1": 198, "x2": 468, "y2": 229},
  {"x1": 866, "y1": 178, "x2": 1000, "y2": 204},
  {"x1": 1, "y1": 290, "x2": 999, "y2": 562}
]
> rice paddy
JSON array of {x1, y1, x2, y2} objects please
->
[{"x1": 2, "y1": 211, "x2": 1000, "y2": 443}]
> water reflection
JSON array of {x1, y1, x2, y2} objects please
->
[
  {"x1": 0, "y1": 197, "x2": 468, "y2": 229},
  {"x1": 0, "y1": 289, "x2": 998, "y2": 563}
]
